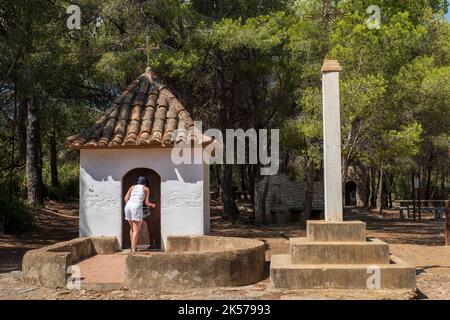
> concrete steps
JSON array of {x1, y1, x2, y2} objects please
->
[
  {"x1": 270, "y1": 220, "x2": 416, "y2": 290},
  {"x1": 270, "y1": 254, "x2": 416, "y2": 290},
  {"x1": 306, "y1": 220, "x2": 367, "y2": 242},
  {"x1": 289, "y1": 237, "x2": 390, "y2": 264}
]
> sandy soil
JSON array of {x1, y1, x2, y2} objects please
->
[{"x1": 0, "y1": 203, "x2": 449, "y2": 300}]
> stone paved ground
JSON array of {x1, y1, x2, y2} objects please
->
[
  {"x1": 77, "y1": 254, "x2": 126, "y2": 290},
  {"x1": 0, "y1": 203, "x2": 449, "y2": 300},
  {"x1": 0, "y1": 270, "x2": 414, "y2": 300}
]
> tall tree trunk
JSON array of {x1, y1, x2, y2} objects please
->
[
  {"x1": 215, "y1": 50, "x2": 239, "y2": 223},
  {"x1": 440, "y1": 173, "x2": 446, "y2": 200},
  {"x1": 17, "y1": 99, "x2": 28, "y2": 161},
  {"x1": 303, "y1": 161, "x2": 315, "y2": 222},
  {"x1": 367, "y1": 168, "x2": 372, "y2": 209},
  {"x1": 26, "y1": 98, "x2": 44, "y2": 206},
  {"x1": 238, "y1": 164, "x2": 246, "y2": 192},
  {"x1": 38, "y1": 125, "x2": 45, "y2": 197},
  {"x1": 211, "y1": 164, "x2": 221, "y2": 197},
  {"x1": 248, "y1": 164, "x2": 255, "y2": 204},
  {"x1": 376, "y1": 168, "x2": 385, "y2": 213},
  {"x1": 387, "y1": 173, "x2": 395, "y2": 208},
  {"x1": 49, "y1": 126, "x2": 58, "y2": 186},
  {"x1": 425, "y1": 165, "x2": 432, "y2": 201},
  {"x1": 221, "y1": 164, "x2": 238, "y2": 223},
  {"x1": 430, "y1": 172, "x2": 439, "y2": 206},
  {"x1": 9, "y1": 82, "x2": 18, "y2": 200},
  {"x1": 282, "y1": 150, "x2": 290, "y2": 172},
  {"x1": 388, "y1": 186, "x2": 393, "y2": 209},
  {"x1": 411, "y1": 171, "x2": 416, "y2": 219},
  {"x1": 368, "y1": 167, "x2": 376, "y2": 208}
]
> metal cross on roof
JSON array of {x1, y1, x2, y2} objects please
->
[{"x1": 138, "y1": 36, "x2": 160, "y2": 69}]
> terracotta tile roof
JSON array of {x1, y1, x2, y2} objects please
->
[{"x1": 67, "y1": 68, "x2": 211, "y2": 149}]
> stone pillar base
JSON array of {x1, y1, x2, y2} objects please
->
[
  {"x1": 307, "y1": 220, "x2": 366, "y2": 242},
  {"x1": 270, "y1": 220, "x2": 416, "y2": 290}
]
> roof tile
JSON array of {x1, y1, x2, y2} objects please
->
[{"x1": 67, "y1": 69, "x2": 211, "y2": 149}]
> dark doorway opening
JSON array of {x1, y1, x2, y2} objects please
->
[
  {"x1": 345, "y1": 181, "x2": 357, "y2": 206},
  {"x1": 122, "y1": 168, "x2": 161, "y2": 250}
]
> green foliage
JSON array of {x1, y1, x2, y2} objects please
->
[
  {"x1": 206, "y1": 13, "x2": 287, "y2": 52},
  {"x1": 281, "y1": 0, "x2": 449, "y2": 201},
  {"x1": 0, "y1": 0, "x2": 449, "y2": 216},
  {"x1": 393, "y1": 56, "x2": 450, "y2": 173},
  {"x1": 341, "y1": 75, "x2": 387, "y2": 127},
  {"x1": 0, "y1": 195, "x2": 35, "y2": 234},
  {"x1": 332, "y1": 11, "x2": 427, "y2": 77},
  {"x1": 43, "y1": 162, "x2": 80, "y2": 202},
  {"x1": 377, "y1": 122, "x2": 423, "y2": 168},
  {"x1": 150, "y1": 50, "x2": 201, "y2": 78}
]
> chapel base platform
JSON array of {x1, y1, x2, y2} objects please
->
[{"x1": 22, "y1": 235, "x2": 266, "y2": 290}]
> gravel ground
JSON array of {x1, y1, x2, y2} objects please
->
[{"x1": 0, "y1": 203, "x2": 448, "y2": 300}]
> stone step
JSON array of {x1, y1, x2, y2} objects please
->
[
  {"x1": 77, "y1": 254, "x2": 125, "y2": 291},
  {"x1": 307, "y1": 221, "x2": 367, "y2": 242},
  {"x1": 270, "y1": 254, "x2": 416, "y2": 290},
  {"x1": 289, "y1": 237, "x2": 390, "y2": 264},
  {"x1": 79, "y1": 281, "x2": 123, "y2": 291}
]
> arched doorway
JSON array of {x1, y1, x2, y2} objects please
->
[
  {"x1": 345, "y1": 181, "x2": 357, "y2": 207},
  {"x1": 122, "y1": 168, "x2": 161, "y2": 250}
]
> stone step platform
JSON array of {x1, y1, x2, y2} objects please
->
[
  {"x1": 77, "y1": 254, "x2": 125, "y2": 291},
  {"x1": 289, "y1": 237, "x2": 390, "y2": 265},
  {"x1": 307, "y1": 220, "x2": 367, "y2": 242},
  {"x1": 270, "y1": 254, "x2": 416, "y2": 290}
]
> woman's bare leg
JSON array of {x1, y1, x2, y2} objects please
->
[
  {"x1": 131, "y1": 220, "x2": 142, "y2": 252},
  {"x1": 128, "y1": 220, "x2": 133, "y2": 251}
]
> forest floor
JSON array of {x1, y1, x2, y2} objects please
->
[{"x1": 0, "y1": 201, "x2": 449, "y2": 300}]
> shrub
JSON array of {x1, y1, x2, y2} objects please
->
[
  {"x1": 0, "y1": 195, "x2": 35, "y2": 234},
  {"x1": 43, "y1": 161, "x2": 79, "y2": 202}
]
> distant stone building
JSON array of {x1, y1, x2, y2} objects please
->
[
  {"x1": 255, "y1": 174, "x2": 324, "y2": 224},
  {"x1": 344, "y1": 166, "x2": 368, "y2": 208},
  {"x1": 254, "y1": 165, "x2": 369, "y2": 225}
]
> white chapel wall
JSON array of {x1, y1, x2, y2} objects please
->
[{"x1": 79, "y1": 147, "x2": 209, "y2": 250}]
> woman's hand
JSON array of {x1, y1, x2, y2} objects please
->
[{"x1": 145, "y1": 201, "x2": 156, "y2": 208}]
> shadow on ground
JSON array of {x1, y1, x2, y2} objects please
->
[{"x1": 345, "y1": 208, "x2": 445, "y2": 246}]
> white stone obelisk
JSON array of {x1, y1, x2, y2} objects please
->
[{"x1": 321, "y1": 60, "x2": 343, "y2": 221}]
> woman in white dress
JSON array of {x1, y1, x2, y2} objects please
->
[{"x1": 124, "y1": 176, "x2": 156, "y2": 253}]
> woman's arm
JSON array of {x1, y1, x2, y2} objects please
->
[
  {"x1": 124, "y1": 186, "x2": 133, "y2": 203},
  {"x1": 144, "y1": 187, "x2": 156, "y2": 208}
]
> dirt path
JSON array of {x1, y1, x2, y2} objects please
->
[
  {"x1": 344, "y1": 209, "x2": 450, "y2": 300},
  {"x1": 0, "y1": 203, "x2": 449, "y2": 299},
  {"x1": 0, "y1": 201, "x2": 78, "y2": 273}
]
